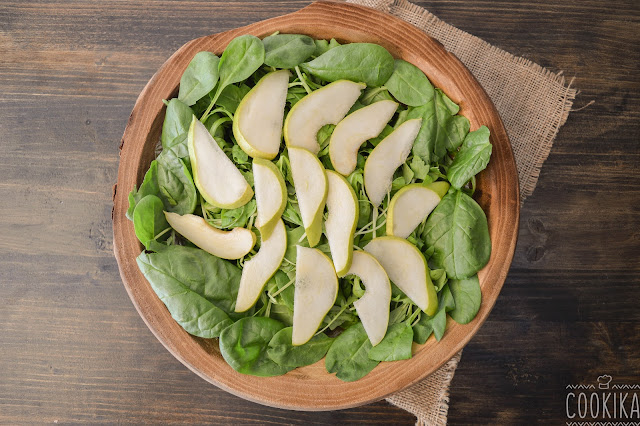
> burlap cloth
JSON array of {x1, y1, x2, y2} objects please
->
[{"x1": 345, "y1": 0, "x2": 577, "y2": 424}]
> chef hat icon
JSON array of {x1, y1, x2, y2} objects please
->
[{"x1": 598, "y1": 375, "x2": 612, "y2": 389}]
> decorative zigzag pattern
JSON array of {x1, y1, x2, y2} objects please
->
[
  {"x1": 612, "y1": 384, "x2": 640, "y2": 390},
  {"x1": 566, "y1": 422, "x2": 640, "y2": 426},
  {"x1": 566, "y1": 384, "x2": 596, "y2": 389}
]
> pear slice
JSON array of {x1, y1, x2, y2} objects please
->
[
  {"x1": 329, "y1": 100, "x2": 398, "y2": 175},
  {"x1": 233, "y1": 70, "x2": 290, "y2": 160},
  {"x1": 253, "y1": 158, "x2": 287, "y2": 240},
  {"x1": 386, "y1": 182, "x2": 450, "y2": 238},
  {"x1": 288, "y1": 147, "x2": 327, "y2": 247},
  {"x1": 164, "y1": 211, "x2": 255, "y2": 260},
  {"x1": 284, "y1": 80, "x2": 365, "y2": 154},
  {"x1": 325, "y1": 170, "x2": 358, "y2": 276},
  {"x1": 188, "y1": 117, "x2": 253, "y2": 209},
  {"x1": 348, "y1": 251, "x2": 391, "y2": 346},
  {"x1": 292, "y1": 246, "x2": 338, "y2": 346},
  {"x1": 364, "y1": 118, "x2": 422, "y2": 207},
  {"x1": 364, "y1": 236, "x2": 437, "y2": 315},
  {"x1": 235, "y1": 219, "x2": 287, "y2": 312}
]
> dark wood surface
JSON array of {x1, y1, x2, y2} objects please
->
[{"x1": 1, "y1": 0, "x2": 638, "y2": 424}]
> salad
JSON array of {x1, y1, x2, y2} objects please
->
[{"x1": 127, "y1": 33, "x2": 492, "y2": 382}]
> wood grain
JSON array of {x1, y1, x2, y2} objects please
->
[
  {"x1": 0, "y1": 0, "x2": 638, "y2": 423},
  {"x1": 112, "y1": 0, "x2": 518, "y2": 410}
]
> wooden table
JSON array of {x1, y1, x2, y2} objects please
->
[{"x1": 1, "y1": 1, "x2": 638, "y2": 423}]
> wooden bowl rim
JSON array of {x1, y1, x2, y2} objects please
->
[{"x1": 113, "y1": 0, "x2": 520, "y2": 411}]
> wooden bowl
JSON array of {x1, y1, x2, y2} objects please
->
[{"x1": 113, "y1": 0, "x2": 519, "y2": 411}]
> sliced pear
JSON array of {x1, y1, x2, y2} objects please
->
[
  {"x1": 364, "y1": 118, "x2": 422, "y2": 207},
  {"x1": 284, "y1": 80, "x2": 365, "y2": 154},
  {"x1": 233, "y1": 70, "x2": 290, "y2": 159},
  {"x1": 164, "y1": 211, "x2": 255, "y2": 260},
  {"x1": 188, "y1": 117, "x2": 253, "y2": 209},
  {"x1": 253, "y1": 158, "x2": 287, "y2": 240},
  {"x1": 325, "y1": 170, "x2": 358, "y2": 276},
  {"x1": 288, "y1": 147, "x2": 327, "y2": 247},
  {"x1": 347, "y1": 251, "x2": 391, "y2": 346},
  {"x1": 386, "y1": 182, "x2": 450, "y2": 238},
  {"x1": 292, "y1": 246, "x2": 338, "y2": 346},
  {"x1": 329, "y1": 100, "x2": 398, "y2": 175},
  {"x1": 364, "y1": 236, "x2": 437, "y2": 315},
  {"x1": 235, "y1": 219, "x2": 287, "y2": 312}
]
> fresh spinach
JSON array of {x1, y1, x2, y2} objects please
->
[
  {"x1": 127, "y1": 160, "x2": 160, "y2": 220},
  {"x1": 368, "y1": 323, "x2": 414, "y2": 362},
  {"x1": 325, "y1": 322, "x2": 379, "y2": 382},
  {"x1": 301, "y1": 43, "x2": 394, "y2": 87},
  {"x1": 219, "y1": 317, "x2": 291, "y2": 376},
  {"x1": 267, "y1": 327, "x2": 333, "y2": 368},
  {"x1": 447, "y1": 126, "x2": 492, "y2": 189},
  {"x1": 263, "y1": 33, "x2": 316, "y2": 69},
  {"x1": 216, "y1": 84, "x2": 251, "y2": 114},
  {"x1": 448, "y1": 275, "x2": 482, "y2": 324},
  {"x1": 313, "y1": 38, "x2": 340, "y2": 57},
  {"x1": 412, "y1": 302, "x2": 447, "y2": 344},
  {"x1": 156, "y1": 150, "x2": 197, "y2": 215},
  {"x1": 423, "y1": 190, "x2": 491, "y2": 279},
  {"x1": 136, "y1": 246, "x2": 241, "y2": 338},
  {"x1": 385, "y1": 59, "x2": 434, "y2": 107},
  {"x1": 133, "y1": 195, "x2": 169, "y2": 249},
  {"x1": 161, "y1": 99, "x2": 194, "y2": 166},
  {"x1": 178, "y1": 51, "x2": 220, "y2": 106}
]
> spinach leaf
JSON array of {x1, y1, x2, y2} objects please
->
[
  {"x1": 156, "y1": 150, "x2": 197, "y2": 215},
  {"x1": 385, "y1": 59, "x2": 434, "y2": 107},
  {"x1": 448, "y1": 275, "x2": 482, "y2": 324},
  {"x1": 268, "y1": 270, "x2": 294, "y2": 310},
  {"x1": 267, "y1": 327, "x2": 334, "y2": 368},
  {"x1": 178, "y1": 51, "x2": 220, "y2": 106},
  {"x1": 161, "y1": 99, "x2": 194, "y2": 167},
  {"x1": 269, "y1": 302, "x2": 294, "y2": 327},
  {"x1": 407, "y1": 89, "x2": 469, "y2": 165},
  {"x1": 447, "y1": 126, "x2": 492, "y2": 189},
  {"x1": 368, "y1": 323, "x2": 414, "y2": 361},
  {"x1": 127, "y1": 160, "x2": 160, "y2": 220},
  {"x1": 325, "y1": 322, "x2": 379, "y2": 382},
  {"x1": 313, "y1": 38, "x2": 340, "y2": 57},
  {"x1": 412, "y1": 302, "x2": 447, "y2": 344},
  {"x1": 301, "y1": 43, "x2": 394, "y2": 87},
  {"x1": 137, "y1": 244, "x2": 247, "y2": 320},
  {"x1": 136, "y1": 246, "x2": 241, "y2": 338},
  {"x1": 133, "y1": 195, "x2": 169, "y2": 249},
  {"x1": 359, "y1": 87, "x2": 395, "y2": 106},
  {"x1": 423, "y1": 190, "x2": 491, "y2": 279},
  {"x1": 263, "y1": 33, "x2": 316, "y2": 69},
  {"x1": 219, "y1": 317, "x2": 291, "y2": 377},
  {"x1": 216, "y1": 84, "x2": 251, "y2": 114},
  {"x1": 440, "y1": 283, "x2": 456, "y2": 312},
  {"x1": 219, "y1": 199, "x2": 256, "y2": 229}
]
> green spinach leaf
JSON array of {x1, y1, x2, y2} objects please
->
[
  {"x1": 178, "y1": 51, "x2": 220, "y2": 106},
  {"x1": 423, "y1": 190, "x2": 491, "y2": 279},
  {"x1": 219, "y1": 317, "x2": 291, "y2": 376},
  {"x1": 127, "y1": 160, "x2": 160, "y2": 220},
  {"x1": 263, "y1": 33, "x2": 316, "y2": 69},
  {"x1": 133, "y1": 195, "x2": 169, "y2": 249},
  {"x1": 385, "y1": 59, "x2": 434, "y2": 107},
  {"x1": 448, "y1": 275, "x2": 482, "y2": 324},
  {"x1": 447, "y1": 126, "x2": 492, "y2": 189},
  {"x1": 301, "y1": 43, "x2": 394, "y2": 87},
  {"x1": 156, "y1": 150, "x2": 197, "y2": 215},
  {"x1": 313, "y1": 38, "x2": 340, "y2": 57},
  {"x1": 136, "y1": 246, "x2": 240, "y2": 338},
  {"x1": 325, "y1": 322, "x2": 379, "y2": 382},
  {"x1": 267, "y1": 327, "x2": 334, "y2": 368},
  {"x1": 216, "y1": 84, "x2": 251, "y2": 114},
  {"x1": 368, "y1": 323, "x2": 414, "y2": 361}
]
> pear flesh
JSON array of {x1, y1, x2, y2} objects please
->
[
  {"x1": 164, "y1": 211, "x2": 255, "y2": 260},
  {"x1": 235, "y1": 219, "x2": 287, "y2": 312},
  {"x1": 284, "y1": 80, "x2": 365, "y2": 154},
  {"x1": 233, "y1": 70, "x2": 290, "y2": 159},
  {"x1": 253, "y1": 158, "x2": 287, "y2": 240},
  {"x1": 364, "y1": 118, "x2": 422, "y2": 207},
  {"x1": 288, "y1": 147, "x2": 327, "y2": 247},
  {"x1": 329, "y1": 100, "x2": 398, "y2": 176},
  {"x1": 292, "y1": 246, "x2": 338, "y2": 346},
  {"x1": 325, "y1": 170, "x2": 358, "y2": 277},
  {"x1": 387, "y1": 182, "x2": 450, "y2": 238},
  {"x1": 348, "y1": 251, "x2": 391, "y2": 346},
  {"x1": 188, "y1": 117, "x2": 253, "y2": 209},
  {"x1": 364, "y1": 236, "x2": 438, "y2": 315}
]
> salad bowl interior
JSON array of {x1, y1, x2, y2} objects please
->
[{"x1": 113, "y1": 0, "x2": 519, "y2": 411}]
